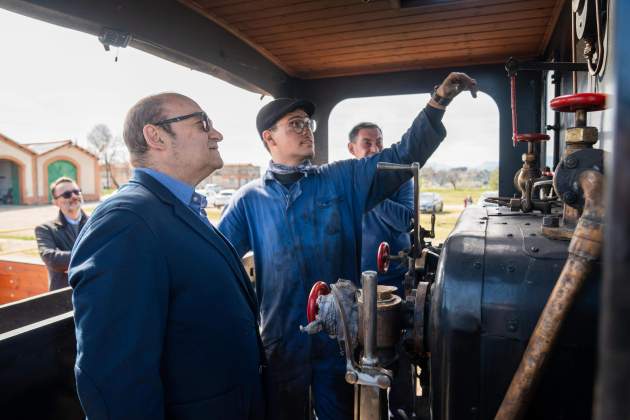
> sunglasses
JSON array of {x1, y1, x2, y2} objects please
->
[
  {"x1": 152, "y1": 111, "x2": 213, "y2": 132},
  {"x1": 54, "y1": 189, "x2": 81, "y2": 199}
]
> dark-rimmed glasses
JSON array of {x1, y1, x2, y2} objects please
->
[
  {"x1": 152, "y1": 111, "x2": 212, "y2": 132},
  {"x1": 54, "y1": 189, "x2": 81, "y2": 199},
  {"x1": 276, "y1": 118, "x2": 317, "y2": 135}
]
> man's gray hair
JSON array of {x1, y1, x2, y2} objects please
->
[{"x1": 348, "y1": 122, "x2": 382, "y2": 143}]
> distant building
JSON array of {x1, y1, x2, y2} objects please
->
[
  {"x1": 204, "y1": 163, "x2": 260, "y2": 189},
  {"x1": 100, "y1": 162, "x2": 132, "y2": 189},
  {"x1": 0, "y1": 133, "x2": 99, "y2": 204}
]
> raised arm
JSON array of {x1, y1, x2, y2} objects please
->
[{"x1": 359, "y1": 72, "x2": 478, "y2": 212}]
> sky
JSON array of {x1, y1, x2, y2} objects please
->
[{"x1": 0, "y1": 8, "x2": 499, "y2": 172}]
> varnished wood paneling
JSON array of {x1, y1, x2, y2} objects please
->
[
  {"x1": 0, "y1": 260, "x2": 47, "y2": 305},
  {"x1": 179, "y1": 0, "x2": 564, "y2": 79}
]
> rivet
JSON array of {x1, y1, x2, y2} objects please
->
[
  {"x1": 507, "y1": 233, "x2": 514, "y2": 238},
  {"x1": 530, "y1": 246, "x2": 539, "y2": 253}
]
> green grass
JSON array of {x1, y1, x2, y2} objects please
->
[
  {"x1": 420, "y1": 187, "x2": 493, "y2": 244},
  {"x1": 0, "y1": 234, "x2": 35, "y2": 241}
]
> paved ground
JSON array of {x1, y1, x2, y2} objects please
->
[{"x1": 0, "y1": 202, "x2": 100, "y2": 259}]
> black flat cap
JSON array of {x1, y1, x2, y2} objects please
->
[{"x1": 256, "y1": 98, "x2": 315, "y2": 139}]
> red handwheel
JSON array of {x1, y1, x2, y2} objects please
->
[
  {"x1": 377, "y1": 242, "x2": 390, "y2": 274},
  {"x1": 550, "y1": 93, "x2": 607, "y2": 112},
  {"x1": 307, "y1": 281, "x2": 330, "y2": 323}
]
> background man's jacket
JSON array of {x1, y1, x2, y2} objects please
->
[{"x1": 35, "y1": 210, "x2": 88, "y2": 290}]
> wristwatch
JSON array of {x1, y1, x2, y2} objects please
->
[{"x1": 432, "y1": 84, "x2": 452, "y2": 107}]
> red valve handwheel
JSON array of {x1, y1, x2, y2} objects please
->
[
  {"x1": 550, "y1": 93, "x2": 607, "y2": 113},
  {"x1": 515, "y1": 133, "x2": 550, "y2": 143},
  {"x1": 377, "y1": 242, "x2": 390, "y2": 274},
  {"x1": 306, "y1": 281, "x2": 330, "y2": 323}
]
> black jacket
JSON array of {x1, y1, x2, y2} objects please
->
[{"x1": 35, "y1": 210, "x2": 88, "y2": 290}]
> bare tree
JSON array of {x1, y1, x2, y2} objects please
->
[{"x1": 87, "y1": 124, "x2": 124, "y2": 189}]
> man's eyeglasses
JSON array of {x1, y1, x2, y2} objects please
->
[
  {"x1": 152, "y1": 111, "x2": 212, "y2": 132},
  {"x1": 277, "y1": 118, "x2": 317, "y2": 135},
  {"x1": 54, "y1": 189, "x2": 81, "y2": 199}
]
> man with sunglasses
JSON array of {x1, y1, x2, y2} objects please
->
[
  {"x1": 69, "y1": 93, "x2": 265, "y2": 419},
  {"x1": 35, "y1": 176, "x2": 88, "y2": 290},
  {"x1": 219, "y1": 72, "x2": 478, "y2": 420}
]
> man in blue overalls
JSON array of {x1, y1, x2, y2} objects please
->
[
  {"x1": 347, "y1": 122, "x2": 414, "y2": 419},
  {"x1": 219, "y1": 72, "x2": 477, "y2": 420}
]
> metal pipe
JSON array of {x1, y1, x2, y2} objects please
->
[
  {"x1": 361, "y1": 271, "x2": 378, "y2": 367},
  {"x1": 495, "y1": 170, "x2": 604, "y2": 420},
  {"x1": 572, "y1": 9, "x2": 578, "y2": 94}
]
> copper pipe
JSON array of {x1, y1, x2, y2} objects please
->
[{"x1": 495, "y1": 170, "x2": 604, "y2": 420}]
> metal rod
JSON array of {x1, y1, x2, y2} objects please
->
[
  {"x1": 495, "y1": 170, "x2": 604, "y2": 420},
  {"x1": 552, "y1": 72, "x2": 561, "y2": 169},
  {"x1": 572, "y1": 10, "x2": 578, "y2": 94},
  {"x1": 510, "y1": 74, "x2": 518, "y2": 146},
  {"x1": 361, "y1": 271, "x2": 378, "y2": 367},
  {"x1": 411, "y1": 162, "x2": 420, "y2": 259},
  {"x1": 505, "y1": 57, "x2": 588, "y2": 73}
]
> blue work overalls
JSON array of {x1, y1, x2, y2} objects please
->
[{"x1": 218, "y1": 106, "x2": 445, "y2": 420}]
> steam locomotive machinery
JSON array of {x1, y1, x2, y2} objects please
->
[{"x1": 301, "y1": 51, "x2": 606, "y2": 420}]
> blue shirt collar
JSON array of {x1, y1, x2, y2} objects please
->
[{"x1": 135, "y1": 168, "x2": 195, "y2": 208}]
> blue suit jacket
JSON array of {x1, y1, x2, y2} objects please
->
[{"x1": 69, "y1": 171, "x2": 264, "y2": 420}]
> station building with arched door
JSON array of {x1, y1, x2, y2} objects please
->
[{"x1": 0, "y1": 132, "x2": 99, "y2": 205}]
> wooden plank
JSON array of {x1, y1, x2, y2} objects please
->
[
  {"x1": 264, "y1": 15, "x2": 548, "y2": 50},
  {"x1": 287, "y1": 38, "x2": 539, "y2": 67},
  {"x1": 274, "y1": 27, "x2": 545, "y2": 60},
  {"x1": 188, "y1": 0, "x2": 323, "y2": 16},
  {"x1": 0, "y1": 260, "x2": 48, "y2": 304},
  {"x1": 220, "y1": 0, "x2": 526, "y2": 23},
  {"x1": 223, "y1": 0, "x2": 386, "y2": 24},
  {"x1": 295, "y1": 42, "x2": 535, "y2": 70},
  {"x1": 298, "y1": 48, "x2": 536, "y2": 79},
  {"x1": 539, "y1": 0, "x2": 567, "y2": 54},
  {"x1": 182, "y1": 0, "x2": 296, "y2": 76},
  {"x1": 242, "y1": 0, "x2": 554, "y2": 39},
  {"x1": 253, "y1": 5, "x2": 554, "y2": 45}
]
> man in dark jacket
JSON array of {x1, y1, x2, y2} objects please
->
[
  {"x1": 35, "y1": 177, "x2": 88, "y2": 290},
  {"x1": 69, "y1": 93, "x2": 265, "y2": 419}
]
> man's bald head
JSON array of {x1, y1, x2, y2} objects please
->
[{"x1": 123, "y1": 92, "x2": 195, "y2": 166}]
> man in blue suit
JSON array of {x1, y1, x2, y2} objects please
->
[{"x1": 69, "y1": 93, "x2": 265, "y2": 419}]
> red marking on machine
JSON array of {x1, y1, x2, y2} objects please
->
[{"x1": 376, "y1": 242, "x2": 390, "y2": 274}]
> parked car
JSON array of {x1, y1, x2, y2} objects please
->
[
  {"x1": 476, "y1": 190, "x2": 499, "y2": 207},
  {"x1": 213, "y1": 189, "x2": 235, "y2": 207},
  {"x1": 420, "y1": 192, "x2": 443, "y2": 213}
]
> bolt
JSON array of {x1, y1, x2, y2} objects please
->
[
  {"x1": 530, "y1": 246, "x2": 539, "y2": 253},
  {"x1": 563, "y1": 191, "x2": 577, "y2": 204},
  {"x1": 345, "y1": 371, "x2": 358, "y2": 384},
  {"x1": 565, "y1": 156, "x2": 578, "y2": 169},
  {"x1": 507, "y1": 233, "x2": 514, "y2": 238},
  {"x1": 507, "y1": 319, "x2": 519, "y2": 332}
]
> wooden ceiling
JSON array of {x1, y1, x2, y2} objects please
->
[{"x1": 180, "y1": 0, "x2": 565, "y2": 79}]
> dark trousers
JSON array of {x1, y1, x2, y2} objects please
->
[{"x1": 265, "y1": 368, "x2": 353, "y2": 420}]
